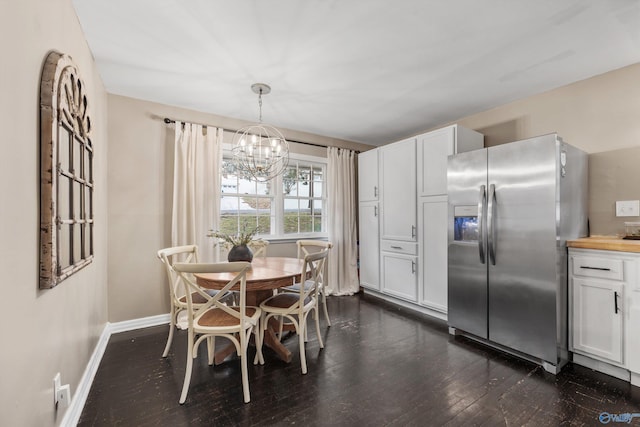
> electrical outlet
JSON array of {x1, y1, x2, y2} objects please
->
[
  {"x1": 616, "y1": 200, "x2": 640, "y2": 217},
  {"x1": 53, "y1": 372, "x2": 71, "y2": 408},
  {"x1": 53, "y1": 373, "x2": 60, "y2": 405},
  {"x1": 58, "y1": 384, "x2": 71, "y2": 407}
]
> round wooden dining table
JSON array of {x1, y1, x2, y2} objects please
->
[{"x1": 195, "y1": 256, "x2": 305, "y2": 364}]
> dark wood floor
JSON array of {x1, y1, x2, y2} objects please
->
[{"x1": 79, "y1": 294, "x2": 640, "y2": 426}]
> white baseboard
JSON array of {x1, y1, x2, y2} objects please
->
[
  {"x1": 363, "y1": 289, "x2": 448, "y2": 322},
  {"x1": 61, "y1": 313, "x2": 170, "y2": 427},
  {"x1": 572, "y1": 352, "x2": 631, "y2": 382}
]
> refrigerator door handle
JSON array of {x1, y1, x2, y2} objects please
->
[
  {"x1": 478, "y1": 185, "x2": 486, "y2": 264},
  {"x1": 487, "y1": 183, "x2": 497, "y2": 265}
]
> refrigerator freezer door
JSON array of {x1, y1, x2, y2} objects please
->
[
  {"x1": 487, "y1": 135, "x2": 560, "y2": 363},
  {"x1": 448, "y1": 148, "x2": 488, "y2": 339}
]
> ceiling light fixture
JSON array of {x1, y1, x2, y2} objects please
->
[{"x1": 232, "y1": 83, "x2": 289, "y2": 182}]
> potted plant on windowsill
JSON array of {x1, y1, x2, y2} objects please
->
[{"x1": 208, "y1": 226, "x2": 259, "y2": 262}]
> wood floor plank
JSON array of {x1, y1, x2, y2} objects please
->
[{"x1": 78, "y1": 294, "x2": 640, "y2": 426}]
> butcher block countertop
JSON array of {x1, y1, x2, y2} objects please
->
[{"x1": 567, "y1": 236, "x2": 640, "y2": 253}]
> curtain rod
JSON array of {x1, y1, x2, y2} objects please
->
[{"x1": 163, "y1": 117, "x2": 359, "y2": 153}]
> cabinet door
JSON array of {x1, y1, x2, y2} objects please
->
[
  {"x1": 358, "y1": 149, "x2": 379, "y2": 202},
  {"x1": 381, "y1": 252, "x2": 418, "y2": 302},
  {"x1": 417, "y1": 126, "x2": 455, "y2": 197},
  {"x1": 380, "y1": 138, "x2": 416, "y2": 241},
  {"x1": 419, "y1": 197, "x2": 448, "y2": 313},
  {"x1": 572, "y1": 277, "x2": 624, "y2": 364},
  {"x1": 359, "y1": 202, "x2": 380, "y2": 290}
]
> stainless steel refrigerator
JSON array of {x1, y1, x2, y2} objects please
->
[{"x1": 447, "y1": 133, "x2": 587, "y2": 373}]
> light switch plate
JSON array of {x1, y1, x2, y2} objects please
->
[{"x1": 616, "y1": 200, "x2": 640, "y2": 217}]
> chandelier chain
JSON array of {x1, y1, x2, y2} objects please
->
[{"x1": 258, "y1": 88, "x2": 263, "y2": 123}]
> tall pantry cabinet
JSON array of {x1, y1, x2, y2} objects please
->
[
  {"x1": 380, "y1": 138, "x2": 418, "y2": 301},
  {"x1": 417, "y1": 126, "x2": 483, "y2": 314},
  {"x1": 357, "y1": 124, "x2": 483, "y2": 318},
  {"x1": 358, "y1": 149, "x2": 380, "y2": 291}
]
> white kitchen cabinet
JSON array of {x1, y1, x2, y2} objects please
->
[
  {"x1": 417, "y1": 124, "x2": 483, "y2": 197},
  {"x1": 418, "y1": 197, "x2": 448, "y2": 312},
  {"x1": 381, "y1": 246, "x2": 418, "y2": 302},
  {"x1": 571, "y1": 276, "x2": 624, "y2": 364},
  {"x1": 358, "y1": 202, "x2": 380, "y2": 291},
  {"x1": 358, "y1": 149, "x2": 379, "y2": 202},
  {"x1": 569, "y1": 247, "x2": 640, "y2": 385},
  {"x1": 416, "y1": 125, "x2": 482, "y2": 315},
  {"x1": 380, "y1": 137, "x2": 416, "y2": 242}
]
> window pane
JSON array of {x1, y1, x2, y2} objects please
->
[
  {"x1": 73, "y1": 138, "x2": 82, "y2": 176},
  {"x1": 89, "y1": 223, "x2": 94, "y2": 256},
  {"x1": 221, "y1": 175, "x2": 237, "y2": 193},
  {"x1": 299, "y1": 200, "x2": 312, "y2": 233},
  {"x1": 73, "y1": 223, "x2": 82, "y2": 263},
  {"x1": 58, "y1": 176, "x2": 70, "y2": 220},
  {"x1": 283, "y1": 198, "x2": 298, "y2": 211},
  {"x1": 313, "y1": 166, "x2": 323, "y2": 181},
  {"x1": 312, "y1": 181, "x2": 323, "y2": 197},
  {"x1": 219, "y1": 214, "x2": 238, "y2": 235},
  {"x1": 257, "y1": 215, "x2": 272, "y2": 234},
  {"x1": 85, "y1": 186, "x2": 92, "y2": 218},
  {"x1": 284, "y1": 207, "x2": 299, "y2": 234},
  {"x1": 238, "y1": 176, "x2": 255, "y2": 194},
  {"x1": 256, "y1": 180, "x2": 270, "y2": 196},
  {"x1": 283, "y1": 166, "x2": 298, "y2": 196},
  {"x1": 58, "y1": 224, "x2": 70, "y2": 270},
  {"x1": 221, "y1": 196, "x2": 239, "y2": 214},
  {"x1": 59, "y1": 127, "x2": 70, "y2": 172},
  {"x1": 84, "y1": 147, "x2": 91, "y2": 182},
  {"x1": 84, "y1": 223, "x2": 91, "y2": 258},
  {"x1": 313, "y1": 215, "x2": 323, "y2": 232},
  {"x1": 238, "y1": 215, "x2": 258, "y2": 232},
  {"x1": 74, "y1": 181, "x2": 82, "y2": 220}
]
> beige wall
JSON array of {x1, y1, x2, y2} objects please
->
[
  {"x1": 0, "y1": 0, "x2": 108, "y2": 425},
  {"x1": 432, "y1": 63, "x2": 640, "y2": 236},
  {"x1": 106, "y1": 94, "x2": 370, "y2": 322}
]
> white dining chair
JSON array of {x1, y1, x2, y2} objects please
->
[
  {"x1": 281, "y1": 240, "x2": 333, "y2": 326},
  {"x1": 173, "y1": 261, "x2": 263, "y2": 404},
  {"x1": 258, "y1": 250, "x2": 328, "y2": 374},
  {"x1": 157, "y1": 245, "x2": 232, "y2": 358}
]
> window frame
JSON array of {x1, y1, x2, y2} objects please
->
[
  {"x1": 39, "y1": 51, "x2": 94, "y2": 289},
  {"x1": 220, "y1": 147, "x2": 327, "y2": 241}
]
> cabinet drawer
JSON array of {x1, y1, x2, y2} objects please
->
[
  {"x1": 381, "y1": 240, "x2": 418, "y2": 255},
  {"x1": 572, "y1": 255, "x2": 623, "y2": 281}
]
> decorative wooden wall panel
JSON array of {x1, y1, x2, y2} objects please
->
[{"x1": 40, "y1": 51, "x2": 94, "y2": 289}]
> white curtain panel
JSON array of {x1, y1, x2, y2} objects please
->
[
  {"x1": 327, "y1": 147, "x2": 360, "y2": 295},
  {"x1": 171, "y1": 122, "x2": 222, "y2": 262}
]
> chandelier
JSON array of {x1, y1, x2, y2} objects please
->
[{"x1": 232, "y1": 83, "x2": 289, "y2": 182}]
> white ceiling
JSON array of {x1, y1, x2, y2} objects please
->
[{"x1": 72, "y1": 0, "x2": 640, "y2": 146}]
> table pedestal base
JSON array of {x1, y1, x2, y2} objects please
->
[{"x1": 214, "y1": 289, "x2": 294, "y2": 365}]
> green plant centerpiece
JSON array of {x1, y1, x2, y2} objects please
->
[{"x1": 208, "y1": 226, "x2": 259, "y2": 263}]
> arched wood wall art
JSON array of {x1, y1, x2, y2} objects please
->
[{"x1": 40, "y1": 51, "x2": 94, "y2": 289}]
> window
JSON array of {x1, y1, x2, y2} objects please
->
[
  {"x1": 282, "y1": 163, "x2": 324, "y2": 234},
  {"x1": 39, "y1": 52, "x2": 94, "y2": 289},
  {"x1": 220, "y1": 154, "x2": 326, "y2": 239}
]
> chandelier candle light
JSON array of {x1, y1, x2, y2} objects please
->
[{"x1": 232, "y1": 83, "x2": 289, "y2": 182}]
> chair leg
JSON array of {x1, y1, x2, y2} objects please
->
[
  {"x1": 277, "y1": 316, "x2": 284, "y2": 341},
  {"x1": 207, "y1": 336, "x2": 216, "y2": 366},
  {"x1": 299, "y1": 320, "x2": 308, "y2": 374},
  {"x1": 179, "y1": 338, "x2": 195, "y2": 404},
  {"x1": 162, "y1": 308, "x2": 176, "y2": 358},
  {"x1": 315, "y1": 307, "x2": 324, "y2": 349},
  {"x1": 322, "y1": 292, "x2": 331, "y2": 327},
  {"x1": 240, "y1": 329, "x2": 251, "y2": 403},
  {"x1": 253, "y1": 319, "x2": 265, "y2": 365},
  {"x1": 256, "y1": 313, "x2": 267, "y2": 364}
]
